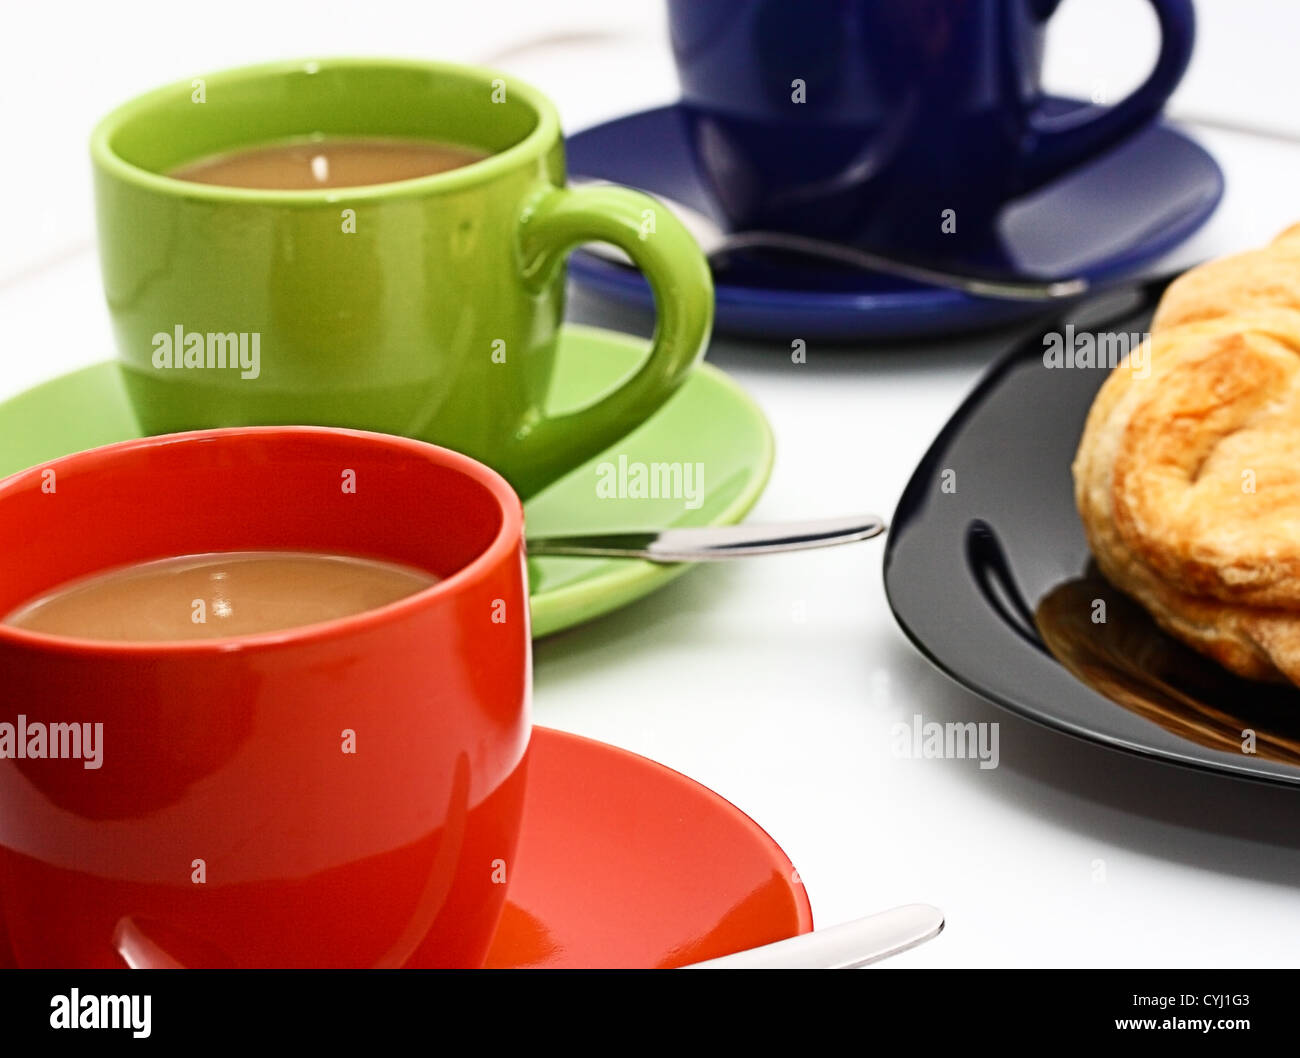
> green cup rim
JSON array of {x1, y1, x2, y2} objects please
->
[{"x1": 89, "y1": 56, "x2": 561, "y2": 205}]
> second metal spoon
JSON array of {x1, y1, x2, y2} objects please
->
[
  {"x1": 525, "y1": 514, "x2": 886, "y2": 562},
  {"x1": 573, "y1": 179, "x2": 1088, "y2": 302},
  {"x1": 685, "y1": 903, "x2": 945, "y2": 969}
]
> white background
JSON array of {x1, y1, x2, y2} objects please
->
[{"x1": 3, "y1": 1, "x2": 1299, "y2": 967}]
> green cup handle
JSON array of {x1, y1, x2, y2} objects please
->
[{"x1": 515, "y1": 182, "x2": 714, "y2": 497}]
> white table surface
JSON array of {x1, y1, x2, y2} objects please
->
[{"x1": 3, "y1": 1, "x2": 1300, "y2": 967}]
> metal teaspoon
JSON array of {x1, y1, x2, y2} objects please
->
[{"x1": 525, "y1": 514, "x2": 886, "y2": 562}]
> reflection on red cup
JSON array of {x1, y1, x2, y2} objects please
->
[{"x1": 0, "y1": 427, "x2": 531, "y2": 968}]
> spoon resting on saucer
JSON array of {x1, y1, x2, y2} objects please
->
[
  {"x1": 572, "y1": 179, "x2": 1088, "y2": 303},
  {"x1": 525, "y1": 514, "x2": 886, "y2": 562},
  {"x1": 112, "y1": 901, "x2": 941, "y2": 970}
]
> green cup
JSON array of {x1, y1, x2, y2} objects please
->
[{"x1": 90, "y1": 58, "x2": 713, "y2": 498}]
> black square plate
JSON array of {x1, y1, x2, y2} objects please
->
[{"x1": 884, "y1": 278, "x2": 1300, "y2": 787}]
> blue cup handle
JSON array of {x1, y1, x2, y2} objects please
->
[{"x1": 1022, "y1": 0, "x2": 1195, "y2": 190}]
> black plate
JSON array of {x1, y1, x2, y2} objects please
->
[{"x1": 884, "y1": 278, "x2": 1300, "y2": 787}]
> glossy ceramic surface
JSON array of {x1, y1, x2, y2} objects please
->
[
  {"x1": 884, "y1": 278, "x2": 1300, "y2": 786},
  {"x1": 0, "y1": 427, "x2": 532, "y2": 967},
  {"x1": 91, "y1": 58, "x2": 713, "y2": 498},
  {"x1": 668, "y1": 0, "x2": 1195, "y2": 251},
  {"x1": 0, "y1": 326, "x2": 774, "y2": 639},
  {"x1": 484, "y1": 727, "x2": 812, "y2": 968},
  {"x1": 566, "y1": 101, "x2": 1223, "y2": 340}
]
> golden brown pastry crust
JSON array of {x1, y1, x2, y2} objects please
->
[{"x1": 1073, "y1": 225, "x2": 1300, "y2": 684}]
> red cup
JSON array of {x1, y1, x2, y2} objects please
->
[{"x1": 0, "y1": 427, "x2": 531, "y2": 967}]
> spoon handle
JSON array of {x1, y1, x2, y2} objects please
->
[
  {"x1": 569, "y1": 178, "x2": 1086, "y2": 302},
  {"x1": 685, "y1": 903, "x2": 945, "y2": 969},
  {"x1": 525, "y1": 514, "x2": 886, "y2": 562},
  {"x1": 719, "y1": 231, "x2": 1089, "y2": 302}
]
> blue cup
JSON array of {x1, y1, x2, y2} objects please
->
[{"x1": 668, "y1": 0, "x2": 1195, "y2": 256}]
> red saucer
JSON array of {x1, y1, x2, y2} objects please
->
[
  {"x1": 0, "y1": 726, "x2": 810, "y2": 968},
  {"x1": 484, "y1": 727, "x2": 812, "y2": 969}
]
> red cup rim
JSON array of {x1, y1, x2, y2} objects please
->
[{"x1": 0, "y1": 426, "x2": 525, "y2": 657}]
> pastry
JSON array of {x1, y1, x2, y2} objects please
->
[{"x1": 1073, "y1": 224, "x2": 1300, "y2": 684}]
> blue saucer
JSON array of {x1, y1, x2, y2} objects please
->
[{"x1": 566, "y1": 100, "x2": 1224, "y2": 342}]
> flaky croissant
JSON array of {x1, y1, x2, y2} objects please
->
[{"x1": 1073, "y1": 224, "x2": 1300, "y2": 684}]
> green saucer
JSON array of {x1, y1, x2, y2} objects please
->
[{"x1": 0, "y1": 325, "x2": 774, "y2": 638}]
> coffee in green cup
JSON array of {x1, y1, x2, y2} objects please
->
[{"x1": 91, "y1": 58, "x2": 714, "y2": 498}]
